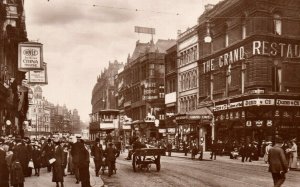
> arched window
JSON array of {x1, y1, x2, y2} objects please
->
[
  {"x1": 241, "y1": 15, "x2": 247, "y2": 39},
  {"x1": 224, "y1": 23, "x2": 229, "y2": 47},
  {"x1": 273, "y1": 13, "x2": 282, "y2": 35}
]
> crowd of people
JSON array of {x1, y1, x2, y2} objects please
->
[{"x1": 0, "y1": 134, "x2": 119, "y2": 187}]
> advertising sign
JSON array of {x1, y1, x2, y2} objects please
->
[
  {"x1": 28, "y1": 63, "x2": 48, "y2": 85},
  {"x1": 18, "y1": 42, "x2": 43, "y2": 71},
  {"x1": 134, "y1": 26, "x2": 155, "y2": 35}
]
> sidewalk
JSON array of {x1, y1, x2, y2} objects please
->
[{"x1": 168, "y1": 151, "x2": 268, "y2": 167}]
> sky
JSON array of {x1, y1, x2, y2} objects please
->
[{"x1": 24, "y1": 0, "x2": 220, "y2": 123}]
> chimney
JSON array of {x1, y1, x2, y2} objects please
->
[{"x1": 204, "y1": 4, "x2": 215, "y2": 12}]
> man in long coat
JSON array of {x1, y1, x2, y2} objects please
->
[
  {"x1": 268, "y1": 137, "x2": 288, "y2": 187},
  {"x1": 52, "y1": 139, "x2": 64, "y2": 187},
  {"x1": 78, "y1": 139, "x2": 91, "y2": 187},
  {"x1": 42, "y1": 139, "x2": 55, "y2": 172},
  {"x1": 71, "y1": 135, "x2": 82, "y2": 184},
  {"x1": 12, "y1": 137, "x2": 28, "y2": 179},
  {"x1": 104, "y1": 142, "x2": 118, "y2": 177},
  {"x1": 91, "y1": 138, "x2": 103, "y2": 177}
]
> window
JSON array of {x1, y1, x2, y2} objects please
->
[
  {"x1": 274, "y1": 14, "x2": 282, "y2": 35},
  {"x1": 242, "y1": 19, "x2": 246, "y2": 39}
]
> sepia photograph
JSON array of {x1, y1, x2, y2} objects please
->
[{"x1": 0, "y1": 0, "x2": 300, "y2": 186}]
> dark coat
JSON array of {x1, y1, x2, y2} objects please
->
[
  {"x1": 10, "y1": 160, "x2": 24, "y2": 185},
  {"x1": 52, "y1": 145, "x2": 64, "y2": 182},
  {"x1": 78, "y1": 144, "x2": 90, "y2": 168},
  {"x1": 268, "y1": 145, "x2": 288, "y2": 173},
  {"x1": 32, "y1": 149, "x2": 41, "y2": 169},
  {"x1": 42, "y1": 143, "x2": 55, "y2": 160},
  {"x1": 0, "y1": 149, "x2": 9, "y2": 187},
  {"x1": 12, "y1": 143, "x2": 28, "y2": 175},
  {"x1": 71, "y1": 141, "x2": 81, "y2": 164},
  {"x1": 91, "y1": 143, "x2": 103, "y2": 161},
  {"x1": 104, "y1": 147, "x2": 118, "y2": 162}
]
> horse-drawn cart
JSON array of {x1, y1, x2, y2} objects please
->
[{"x1": 132, "y1": 148, "x2": 165, "y2": 172}]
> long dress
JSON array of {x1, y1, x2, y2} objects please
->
[
  {"x1": 289, "y1": 143, "x2": 298, "y2": 169},
  {"x1": 52, "y1": 145, "x2": 64, "y2": 182}
]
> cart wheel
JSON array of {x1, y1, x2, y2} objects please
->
[
  {"x1": 132, "y1": 156, "x2": 137, "y2": 172},
  {"x1": 156, "y1": 155, "x2": 161, "y2": 172}
]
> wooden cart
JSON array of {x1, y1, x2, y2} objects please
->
[{"x1": 132, "y1": 148, "x2": 165, "y2": 172}]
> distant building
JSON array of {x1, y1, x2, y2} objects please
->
[{"x1": 90, "y1": 60, "x2": 124, "y2": 140}]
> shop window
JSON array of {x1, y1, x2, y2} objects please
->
[{"x1": 273, "y1": 14, "x2": 282, "y2": 35}]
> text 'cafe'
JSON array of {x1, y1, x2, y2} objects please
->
[{"x1": 213, "y1": 97, "x2": 300, "y2": 143}]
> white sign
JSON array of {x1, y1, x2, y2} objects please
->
[
  {"x1": 28, "y1": 63, "x2": 48, "y2": 84},
  {"x1": 244, "y1": 99, "x2": 275, "y2": 107},
  {"x1": 229, "y1": 101, "x2": 243, "y2": 109},
  {"x1": 214, "y1": 104, "x2": 228, "y2": 111},
  {"x1": 276, "y1": 99, "x2": 300, "y2": 107},
  {"x1": 18, "y1": 42, "x2": 43, "y2": 71},
  {"x1": 165, "y1": 92, "x2": 176, "y2": 104},
  {"x1": 168, "y1": 128, "x2": 176, "y2": 133},
  {"x1": 158, "y1": 129, "x2": 166, "y2": 133}
]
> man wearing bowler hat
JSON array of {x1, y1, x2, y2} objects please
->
[
  {"x1": 268, "y1": 137, "x2": 288, "y2": 187},
  {"x1": 71, "y1": 135, "x2": 82, "y2": 184}
]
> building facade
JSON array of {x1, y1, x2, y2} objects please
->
[
  {"x1": 197, "y1": 0, "x2": 300, "y2": 151},
  {"x1": 164, "y1": 44, "x2": 177, "y2": 146},
  {"x1": 0, "y1": 0, "x2": 29, "y2": 137},
  {"x1": 90, "y1": 60, "x2": 123, "y2": 141},
  {"x1": 118, "y1": 39, "x2": 175, "y2": 140}
]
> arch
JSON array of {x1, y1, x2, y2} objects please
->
[{"x1": 273, "y1": 12, "x2": 282, "y2": 35}]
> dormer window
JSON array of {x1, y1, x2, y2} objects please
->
[{"x1": 273, "y1": 14, "x2": 282, "y2": 35}]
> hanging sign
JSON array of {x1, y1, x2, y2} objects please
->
[
  {"x1": 244, "y1": 98, "x2": 275, "y2": 107},
  {"x1": 28, "y1": 63, "x2": 48, "y2": 85},
  {"x1": 18, "y1": 42, "x2": 43, "y2": 71},
  {"x1": 276, "y1": 99, "x2": 300, "y2": 107}
]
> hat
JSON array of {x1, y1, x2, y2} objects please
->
[
  {"x1": 252, "y1": 141, "x2": 258, "y2": 144},
  {"x1": 266, "y1": 141, "x2": 272, "y2": 144},
  {"x1": 275, "y1": 136, "x2": 284, "y2": 143},
  {"x1": 47, "y1": 138, "x2": 52, "y2": 143},
  {"x1": 108, "y1": 142, "x2": 113, "y2": 146},
  {"x1": 76, "y1": 135, "x2": 82, "y2": 139},
  {"x1": 291, "y1": 138, "x2": 296, "y2": 142},
  {"x1": 95, "y1": 137, "x2": 100, "y2": 142}
]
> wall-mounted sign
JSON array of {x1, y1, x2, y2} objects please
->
[
  {"x1": 229, "y1": 101, "x2": 242, "y2": 109},
  {"x1": 214, "y1": 104, "x2": 228, "y2": 111},
  {"x1": 158, "y1": 129, "x2": 166, "y2": 133},
  {"x1": 168, "y1": 128, "x2": 176, "y2": 134},
  {"x1": 18, "y1": 42, "x2": 43, "y2": 71},
  {"x1": 276, "y1": 99, "x2": 300, "y2": 107},
  {"x1": 28, "y1": 63, "x2": 48, "y2": 85},
  {"x1": 244, "y1": 98, "x2": 275, "y2": 107}
]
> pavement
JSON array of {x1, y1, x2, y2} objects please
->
[{"x1": 25, "y1": 158, "x2": 104, "y2": 187}]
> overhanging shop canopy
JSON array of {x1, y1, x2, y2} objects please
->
[
  {"x1": 176, "y1": 107, "x2": 213, "y2": 121},
  {"x1": 187, "y1": 107, "x2": 213, "y2": 116}
]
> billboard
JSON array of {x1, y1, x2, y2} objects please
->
[
  {"x1": 134, "y1": 26, "x2": 155, "y2": 35},
  {"x1": 28, "y1": 63, "x2": 48, "y2": 85},
  {"x1": 18, "y1": 42, "x2": 43, "y2": 71}
]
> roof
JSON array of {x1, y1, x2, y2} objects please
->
[{"x1": 155, "y1": 39, "x2": 176, "y2": 53}]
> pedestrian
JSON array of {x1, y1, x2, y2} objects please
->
[
  {"x1": 240, "y1": 144, "x2": 246, "y2": 162},
  {"x1": 264, "y1": 141, "x2": 272, "y2": 163},
  {"x1": 52, "y1": 139, "x2": 64, "y2": 187},
  {"x1": 91, "y1": 138, "x2": 103, "y2": 177},
  {"x1": 0, "y1": 138, "x2": 9, "y2": 187},
  {"x1": 24, "y1": 138, "x2": 33, "y2": 177},
  {"x1": 71, "y1": 135, "x2": 82, "y2": 184},
  {"x1": 210, "y1": 140, "x2": 217, "y2": 160},
  {"x1": 198, "y1": 142, "x2": 203, "y2": 160},
  {"x1": 62, "y1": 144, "x2": 68, "y2": 176},
  {"x1": 104, "y1": 142, "x2": 118, "y2": 177},
  {"x1": 42, "y1": 138, "x2": 55, "y2": 172},
  {"x1": 245, "y1": 143, "x2": 252, "y2": 162},
  {"x1": 191, "y1": 143, "x2": 198, "y2": 160},
  {"x1": 166, "y1": 141, "x2": 172, "y2": 157},
  {"x1": 286, "y1": 138, "x2": 298, "y2": 170},
  {"x1": 32, "y1": 144, "x2": 41, "y2": 176},
  {"x1": 78, "y1": 139, "x2": 91, "y2": 187},
  {"x1": 11, "y1": 137, "x2": 25, "y2": 187},
  {"x1": 183, "y1": 141, "x2": 188, "y2": 156},
  {"x1": 268, "y1": 136, "x2": 288, "y2": 187}
]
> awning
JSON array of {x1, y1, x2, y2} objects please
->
[{"x1": 187, "y1": 107, "x2": 212, "y2": 116}]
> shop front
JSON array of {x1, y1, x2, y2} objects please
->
[
  {"x1": 214, "y1": 94, "x2": 300, "y2": 148},
  {"x1": 175, "y1": 108, "x2": 213, "y2": 151}
]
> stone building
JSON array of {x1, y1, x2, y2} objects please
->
[
  {"x1": 197, "y1": 0, "x2": 300, "y2": 150},
  {"x1": 0, "y1": 0, "x2": 28, "y2": 137}
]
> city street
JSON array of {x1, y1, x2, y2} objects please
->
[{"x1": 100, "y1": 152, "x2": 300, "y2": 187}]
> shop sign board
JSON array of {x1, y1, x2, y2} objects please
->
[
  {"x1": 214, "y1": 104, "x2": 228, "y2": 111},
  {"x1": 244, "y1": 98, "x2": 274, "y2": 107},
  {"x1": 158, "y1": 129, "x2": 166, "y2": 133},
  {"x1": 229, "y1": 101, "x2": 242, "y2": 109},
  {"x1": 276, "y1": 99, "x2": 300, "y2": 107},
  {"x1": 28, "y1": 63, "x2": 48, "y2": 85},
  {"x1": 18, "y1": 42, "x2": 43, "y2": 71},
  {"x1": 167, "y1": 128, "x2": 176, "y2": 133}
]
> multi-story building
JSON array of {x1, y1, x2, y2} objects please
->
[
  {"x1": 164, "y1": 44, "x2": 177, "y2": 146},
  {"x1": 197, "y1": 0, "x2": 300, "y2": 151},
  {"x1": 90, "y1": 60, "x2": 123, "y2": 141},
  {"x1": 176, "y1": 25, "x2": 212, "y2": 150},
  {"x1": 0, "y1": 0, "x2": 29, "y2": 137},
  {"x1": 27, "y1": 86, "x2": 51, "y2": 138},
  {"x1": 119, "y1": 39, "x2": 176, "y2": 140}
]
